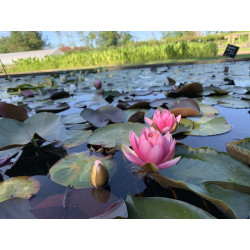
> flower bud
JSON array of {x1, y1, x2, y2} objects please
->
[
  {"x1": 90, "y1": 160, "x2": 109, "y2": 187},
  {"x1": 94, "y1": 80, "x2": 102, "y2": 89}
]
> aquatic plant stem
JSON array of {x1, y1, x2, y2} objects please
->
[{"x1": 31, "y1": 137, "x2": 42, "y2": 155}]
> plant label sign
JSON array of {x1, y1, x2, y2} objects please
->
[{"x1": 223, "y1": 44, "x2": 239, "y2": 59}]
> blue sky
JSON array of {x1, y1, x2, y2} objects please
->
[{"x1": 0, "y1": 31, "x2": 163, "y2": 49}]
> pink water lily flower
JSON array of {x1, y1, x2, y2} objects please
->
[
  {"x1": 145, "y1": 109, "x2": 181, "y2": 134},
  {"x1": 122, "y1": 127, "x2": 181, "y2": 169}
]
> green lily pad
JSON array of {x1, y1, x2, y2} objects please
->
[
  {"x1": 87, "y1": 122, "x2": 145, "y2": 148},
  {"x1": 61, "y1": 113, "x2": 86, "y2": 125},
  {"x1": 126, "y1": 195, "x2": 215, "y2": 219},
  {"x1": 62, "y1": 130, "x2": 92, "y2": 148},
  {"x1": 151, "y1": 144, "x2": 250, "y2": 218},
  {"x1": 186, "y1": 116, "x2": 232, "y2": 136},
  {"x1": 0, "y1": 176, "x2": 40, "y2": 203},
  {"x1": 49, "y1": 152, "x2": 116, "y2": 189},
  {"x1": 198, "y1": 103, "x2": 220, "y2": 115},
  {"x1": 172, "y1": 118, "x2": 193, "y2": 135},
  {"x1": 218, "y1": 99, "x2": 250, "y2": 109},
  {"x1": 226, "y1": 137, "x2": 250, "y2": 165},
  {"x1": 0, "y1": 112, "x2": 62, "y2": 150},
  {"x1": 202, "y1": 95, "x2": 232, "y2": 105}
]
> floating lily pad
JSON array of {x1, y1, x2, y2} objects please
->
[
  {"x1": 226, "y1": 137, "x2": 250, "y2": 165},
  {"x1": 87, "y1": 122, "x2": 145, "y2": 148},
  {"x1": 62, "y1": 130, "x2": 92, "y2": 148},
  {"x1": 169, "y1": 99, "x2": 200, "y2": 117},
  {"x1": 218, "y1": 99, "x2": 250, "y2": 109},
  {"x1": 186, "y1": 116, "x2": 232, "y2": 136},
  {"x1": 50, "y1": 91, "x2": 70, "y2": 100},
  {"x1": 0, "y1": 102, "x2": 29, "y2": 122},
  {"x1": 202, "y1": 95, "x2": 235, "y2": 105},
  {"x1": 65, "y1": 123, "x2": 92, "y2": 130},
  {"x1": 80, "y1": 105, "x2": 124, "y2": 128},
  {"x1": 35, "y1": 102, "x2": 70, "y2": 113},
  {"x1": 49, "y1": 152, "x2": 115, "y2": 189},
  {"x1": 0, "y1": 176, "x2": 40, "y2": 203},
  {"x1": 151, "y1": 144, "x2": 250, "y2": 218},
  {"x1": 167, "y1": 77, "x2": 176, "y2": 85},
  {"x1": 126, "y1": 195, "x2": 214, "y2": 219},
  {"x1": 123, "y1": 109, "x2": 150, "y2": 121},
  {"x1": 198, "y1": 103, "x2": 220, "y2": 115},
  {"x1": 131, "y1": 90, "x2": 153, "y2": 96},
  {"x1": 167, "y1": 82, "x2": 203, "y2": 98},
  {"x1": 61, "y1": 113, "x2": 86, "y2": 125},
  {"x1": 20, "y1": 90, "x2": 34, "y2": 98},
  {"x1": 0, "y1": 112, "x2": 62, "y2": 150},
  {"x1": 0, "y1": 198, "x2": 36, "y2": 219},
  {"x1": 172, "y1": 118, "x2": 193, "y2": 135}
]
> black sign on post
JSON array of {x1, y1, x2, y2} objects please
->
[{"x1": 223, "y1": 44, "x2": 239, "y2": 59}]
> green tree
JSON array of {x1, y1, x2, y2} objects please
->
[
  {"x1": 0, "y1": 31, "x2": 46, "y2": 53},
  {"x1": 161, "y1": 31, "x2": 184, "y2": 39},
  {"x1": 96, "y1": 31, "x2": 121, "y2": 47}
]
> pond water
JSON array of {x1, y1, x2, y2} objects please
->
[{"x1": 0, "y1": 60, "x2": 249, "y2": 219}]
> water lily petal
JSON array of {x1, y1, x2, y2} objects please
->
[
  {"x1": 138, "y1": 138, "x2": 152, "y2": 160},
  {"x1": 146, "y1": 144, "x2": 164, "y2": 165},
  {"x1": 161, "y1": 140, "x2": 176, "y2": 162},
  {"x1": 157, "y1": 156, "x2": 181, "y2": 169},
  {"x1": 176, "y1": 114, "x2": 181, "y2": 123},
  {"x1": 161, "y1": 126, "x2": 171, "y2": 134},
  {"x1": 144, "y1": 117, "x2": 153, "y2": 126},
  {"x1": 121, "y1": 144, "x2": 145, "y2": 166},
  {"x1": 129, "y1": 130, "x2": 142, "y2": 159},
  {"x1": 154, "y1": 116, "x2": 165, "y2": 131}
]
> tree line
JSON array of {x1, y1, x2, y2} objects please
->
[{"x1": 0, "y1": 31, "x2": 232, "y2": 54}]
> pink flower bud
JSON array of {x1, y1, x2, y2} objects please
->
[{"x1": 94, "y1": 80, "x2": 102, "y2": 89}]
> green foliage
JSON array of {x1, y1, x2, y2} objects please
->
[
  {"x1": 0, "y1": 31, "x2": 46, "y2": 53},
  {"x1": 165, "y1": 41, "x2": 218, "y2": 59},
  {"x1": 77, "y1": 31, "x2": 133, "y2": 48},
  {"x1": 8, "y1": 41, "x2": 218, "y2": 73}
]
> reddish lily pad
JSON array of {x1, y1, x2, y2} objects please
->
[
  {"x1": 167, "y1": 82, "x2": 203, "y2": 98},
  {"x1": 169, "y1": 99, "x2": 201, "y2": 117},
  {"x1": 0, "y1": 102, "x2": 28, "y2": 122},
  {"x1": 30, "y1": 188, "x2": 126, "y2": 219},
  {"x1": 35, "y1": 102, "x2": 70, "y2": 113},
  {"x1": 80, "y1": 105, "x2": 124, "y2": 127},
  {"x1": 20, "y1": 90, "x2": 35, "y2": 98}
]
